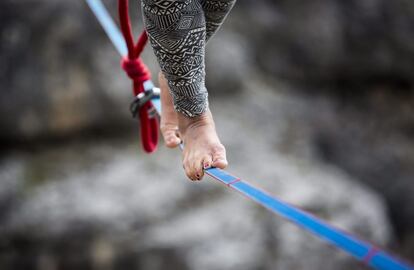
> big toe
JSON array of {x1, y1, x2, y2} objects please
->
[{"x1": 212, "y1": 145, "x2": 228, "y2": 169}]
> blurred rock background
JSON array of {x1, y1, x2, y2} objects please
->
[{"x1": 0, "y1": 0, "x2": 413, "y2": 269}]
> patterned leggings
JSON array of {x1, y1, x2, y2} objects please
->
[{"x1": 142, "y1": 0, "x2": 236, "y2": 117}]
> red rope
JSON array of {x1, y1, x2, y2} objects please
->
[{"x1": 118, "y1": 0, "x2": 158, "y2": 153}]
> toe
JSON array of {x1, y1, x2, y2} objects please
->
[
  {"x1": 202, "y1": 155, "x2": 213, "y2": 170},
  {"x1": 183, "y1": 156, "x2": 197, "y2": 181},
  {"x1": 212, "y1": 158, "x2": 228, "y2": 169},
  {"x1": 192, "y1": 156, "x2": 208, "y2": 181},
  {"x1": 161, "y1": 125, "x2": 181, "y2": 148},
  {"x1": 165, "y1": 132, "x2": 181, "y2": 148},
  {"x1": 212, "y1": 144, "x2": 228, "y2": 169}
]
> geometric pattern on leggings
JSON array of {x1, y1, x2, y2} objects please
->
[{"x1": 142, "y1": 0, "x2": 236, "y2": 117}]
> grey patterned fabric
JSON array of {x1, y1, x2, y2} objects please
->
[{"x1": 141, "y1": 0, "x2": 236, "y2": 117}]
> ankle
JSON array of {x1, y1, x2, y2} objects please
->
[{"x1": 178, "y1": 110, "x2": 214, "y2": 133}]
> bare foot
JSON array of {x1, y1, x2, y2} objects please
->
[
  {"x1": 158, "y1": 71, "x2": 227, "y2": 181},
  {"x1": 158, "y1": 72, "x2": 181, "y2": 148},
  {"x1": 178, "y1": 110, "x2": 228, "y2": 181}
]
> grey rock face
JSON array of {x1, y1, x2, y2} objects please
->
[
  {"x1": 1, "y1": 0, "x2": 413, "y2": 140},
  {"x1": 0, "y1": 0, "x2": 412, "y2": 268},
  {"x1": 230, "y1": 0, "x2": 414, "y2": 84},
  {"x1": 304, "y1": 88, "x2": 414, "y2": 257},
  {"x1": 0, "y1": 0, "x2": 159, "y2": 142}
]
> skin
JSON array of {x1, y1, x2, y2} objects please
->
[{"x1": 158, "y1": 72, "x2": 228, "y2": 181}]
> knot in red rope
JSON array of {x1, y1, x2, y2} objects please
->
[
  {"x1": 121, "y1": 57, "x2": 151, "y2": 83},
  {"x1": 119, "y1": 0, "x2": 158, "y2": 153}
]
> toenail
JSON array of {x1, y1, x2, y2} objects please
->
[{"x1": 203, "y1": 163, "x2": 211, "y2": 169}]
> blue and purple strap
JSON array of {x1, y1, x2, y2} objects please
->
[{"x1": 205, "y1": 168, "x2": 413, "y2": 270}]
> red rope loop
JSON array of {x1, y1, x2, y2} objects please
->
[{"x1": 118, "y1": 0, "x2": 158, "y2": 153}]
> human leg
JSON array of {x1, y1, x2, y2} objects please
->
[
  {"x1": 201, "y1": 0, "x2": 236, "y2": 42},
  {"x1": 143, "y1": 0, "x2": 227, "y2": 180}
]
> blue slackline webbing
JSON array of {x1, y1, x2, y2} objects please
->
[
  {"x1": 85, "y1": 0, "x2": 128, "y2": 56},
  {"x1": 85, "y1": 1, "x2": 414, "y2": 269},
  {"x1": 204, "y1": 168, "x2": 412, "y2": 270}
]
